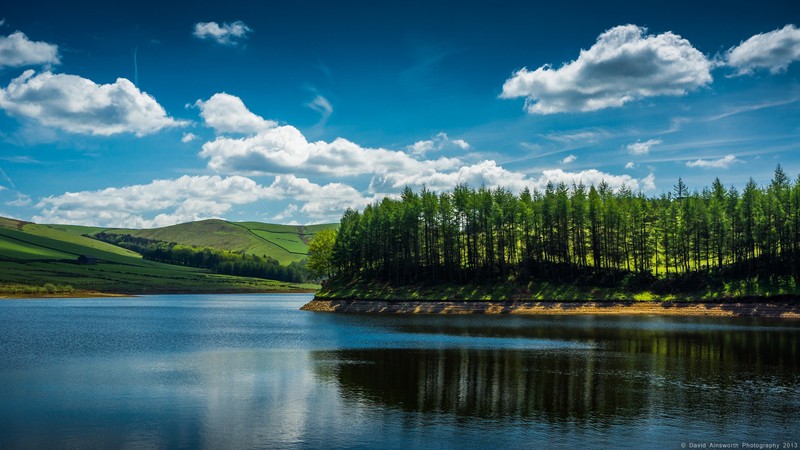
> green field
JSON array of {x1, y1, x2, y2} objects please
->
[
  {"x1": 0, "y1": 216, "x2": 323, "y2": 295},
  {"x1": 67, "y1": 219, "x2": 338, "y2": 265}
]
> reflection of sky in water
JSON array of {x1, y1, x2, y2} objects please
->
[{"x1": 0, "y1": 294, "x2": 798, "y2": 448}]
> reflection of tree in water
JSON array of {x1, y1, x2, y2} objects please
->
[{"x1": 311, "y1": 325, "x2": 800, "y2": 427}]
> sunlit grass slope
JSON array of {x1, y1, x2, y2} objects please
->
[
  {"x1": 51, "y1": 219, "x2": 337, "y2": 265},
  {"x1": 0, "y1": 217, "x2": 318, "y2": 294}
]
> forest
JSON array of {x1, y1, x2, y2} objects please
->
[
  {"x1": 329, "y1": 166, "x2": 800, "y2": 291},
  {"x1": 93, "y1": 233, "x2": 312, "y2": 283}
]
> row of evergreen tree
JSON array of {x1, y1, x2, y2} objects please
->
[
  {"x1": 330, "y1": 166, "x2": 800, "y2": 287},
  {"x1": 92, "y1": 233, "x2": 311, "y2": 283}
]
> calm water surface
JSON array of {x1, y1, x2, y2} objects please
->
[{"x1": 0, "y1": 294, "x2": 798, "y2": 449}]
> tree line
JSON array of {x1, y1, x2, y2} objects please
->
[
  {"x1": 329, "y1": 166, "x2": 800, "y2": 289},
  {"x1": 92, "y1": 233, "x2": 312, "y2": 283}
]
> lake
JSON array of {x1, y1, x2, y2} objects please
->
[{"x1": 0, "y1": 294, "x2": 798, "y2": 449}]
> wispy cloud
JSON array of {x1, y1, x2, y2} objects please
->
[
  {"x1": 305, "y1": 95, "x2": 333, "y2": 126},
  {"x1": 0, "y1": 166, "x2": 15, "y2": 189},
  {"x1": 561, "y1": 154, "x2": 577, "y2": 164},
  {"x1": 707, "y1": 97, "x2": 800, "y2": 122},
  {"x1": 686, "y1": 154, "x2": 742, "y2": 168}
]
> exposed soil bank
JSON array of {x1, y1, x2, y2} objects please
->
[{"x1": 301, "y1": 299, "x2": 800, "y2": 319}]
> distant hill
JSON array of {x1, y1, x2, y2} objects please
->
[
  {"x1": 0, "y1": 216, "x2": 329, "y2": 295},
  {"x1": 47, "y1": 219, "x2": 338, "y2": 265}
]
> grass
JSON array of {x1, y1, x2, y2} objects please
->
[
  {"x1": 0, "y1": 236, "x2": 74, "y2": 259},
  {"x1": 0, "y1": 217, "x2": 319, "y2": 295},
  {"x1": 80, "y1": 219, "x2": 337, "y2": 265},
  {"x1": 0, "y1": 260, "x2": 317, "y2": 295},
  {"x1": 316, "y1": 276, "x2": 800, "y2": 303},
  {"x1": 22, "y1": 224, "x2": 141, "y2": 258}
]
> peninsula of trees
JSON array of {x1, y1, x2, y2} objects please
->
[{"x1": 320, "y1": 166, "x2": 800, "y2": 299}]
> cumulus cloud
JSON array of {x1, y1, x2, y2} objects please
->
[
  {"x1": 408, "y1": 132, "x2": 470, "y2": 156},
  {"x1": 196, "y1": 93, "x2": 276, "y2": 134},
  {"x1": 191, "y1": 92, "x2": 655, "y2": 222},
  {"x1": 181, "y1": 132, "x2": 197, "y2": 143},
  {"x1": 34, "y1": 175, "x2": 271, "y2": 228},
  {"x1": 531, "y1": 169, "x2": 655, "y2": 192},
  {"x1": 370, "y1": 160, "x2": 655, "y2": 195},
  {"x1": 0, "y1": 70, "x2": 186, "y2": 136},
  {"x1": 33, "y1": 174, "x2": 373, "y2": 227},
  {"x1": 193, "y1": 21, "x2": 251, "y2": 45},
  {"x1": 266, "y1": 175, "x2": 373, "y2": 220},
  {"x1": 726, "y1": 24, "x2": 800, "y2": 75},
  {"x1": 370, "y1": 160, "x2": 532, "y2": 194},
  {"x1": 200, "y1": 124, "x2": 460, "y2": 177},
  {"x1": 501, "y1": 24, "x2": 712, "y2": 113},
  {"x1": 627, "y1": 138, "x2": 662, "y2": 155},
  {"x1": 561, "y1": 154, "x2": 577, "y2": 164},
  {"x1": 196, "y1": 93, "x2": 464, "y2": 178},
  {"x1": 0, "y1": 31, "x2": 59, "y2": 69},
  {"x1": 625, "y1": 162, "x2": 635, "y2": 169},
  {"x1": 686, "y1": 154, "x2": 742, "y2": 168}
]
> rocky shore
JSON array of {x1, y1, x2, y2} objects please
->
[{"x1": 301, "y1": 299, "x2": 800, "y2": 319}]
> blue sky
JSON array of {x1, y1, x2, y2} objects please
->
[{"x1": 0, "y1": 0, "x2": 799, "y2": 226}]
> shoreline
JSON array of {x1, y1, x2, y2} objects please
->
[
  {"x1": 0, "y1": 288, "x2": 317, "y2": 299},
  {"x1": 300, "y1": 299, "x2": 800, "y2": 319}
]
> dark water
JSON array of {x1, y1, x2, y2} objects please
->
[{"x1": 0, "y1": 295, "x2": 798, "y2": 449}]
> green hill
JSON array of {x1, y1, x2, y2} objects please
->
[
  {"x1": 49, "y1": 219, "x2": 337, "y2": 265},
  {"x1": 0, "y1": 217, "x2": 325, "y2": 295}
]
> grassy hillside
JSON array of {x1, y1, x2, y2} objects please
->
[
  {"x1": 50, "y1": 219, "x2": 337, "y2": 265},
  {"x1": 0, "y1": 217, "x2": 320, "y2": 295}
]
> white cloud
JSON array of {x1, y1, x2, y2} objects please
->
[
  {"x1": 625, "y1": 162, "x2": 635, "y2": 169},
  {"x1": 266, "y1": 175, "x2": 373, "y2": 220},
  {"x1": 196, "y1": 93, "x2": 276, "y2": 134},
  {"x1": 627, "y1": 138, "x2": 662, "y2": 155},
  {"x1": 34, "y1": 175, "x2": 272, "y2": 228},
  {"x1": 33, "y1": 174, "x2": 373, "y2": 227},
  {"x1": 0, "y1": 70, "x2": 186, "y2": 136},
  {"x1": 542, "y1": 128, "x2": 609, "y2": 143},
  {"x1": 370, "y1": 160, "x2": 655, "y2": 195},
  {"x1": 200, "y1": 123, "x2": 460, "y2": 177},
  {"x1": 6, "y1": 193, "x2": 31, "y2": 207},
  {"x1": 685, "y1": 154, "x2": 742, "y2": 168},
  {"x1": 305, "y1": 95, "x2": 333, "y2": 123},
  {"x1": 561, "y1": 154, "x2": 577, "y2": 164},
  {"x1": 196, "y1": 93, "x2": 464, "y2": 178},
  {"x1": 370, "y1": 160, "x2": 531, "y2": 194},
  {"x1": 532, "y1": 169, "x2": 656, "y2": 192},
  {"x1": 640, "y1": 173, "x2": 656, "y2": 191},
  {"x1": 0, "y1": 31, "x2": 59, "y2": 69},
  {"x1": 408, "y1": 132, "x2": 470, "y2": 156},
  {"x1": 181, "y1": 132, "x2": 197, "y2": 143},
  {"x1": 726, "y1": 25, "x2": 800, "y2": 75},
  {"x1": 501, "y1": 24, "x2": 712, "y2": 113},
  {"x1": 193, "y1": 21, "x2": 251, "y2": 46},
  {"x1": 273, "y1": 204, "x2": 299, "y2": 221}
]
